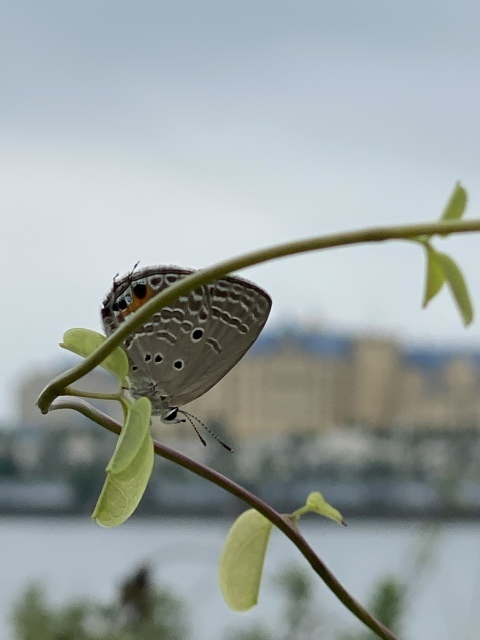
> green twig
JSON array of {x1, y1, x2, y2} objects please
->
[
  {"x1": 63, "y1": 386, "x2": 123, "y2": 402},
  {"x1": 37, "y1": 218, "x2": 480, "y2": 414}
]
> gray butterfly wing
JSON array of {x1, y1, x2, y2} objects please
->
[
  {"x1": 124, "y1": 284, "x2": 213, "y2": 396},
  {"x1": 101, "y1": 266, "x2": 271, "y2": 408},
  {"x1": 168, "y1": 275, "x2": 271, "y2": 406},
  {"x1": 101, "y1": 266, "x2": 198, "y2": 392}
]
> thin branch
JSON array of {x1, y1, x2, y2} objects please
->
[
  {"x1": 42, "y1": 217, "x2": 480, "y2": 636},
  {"x1": 51, "y1": 398, "x2": 399, "y2": 640},
  {"x1": 63, "y1": 386, "x2": 123, "y2": 402},
  {"x1": 37, "y1": 218, "x2": 480, "y2": 414}
]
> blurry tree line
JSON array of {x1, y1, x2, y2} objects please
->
[
  {"x1": 10, "y1": 563, "x2": 405, "y2": 640},
  {"x1": 3, "y1": 421, "x2": 480, "y2": 516}
]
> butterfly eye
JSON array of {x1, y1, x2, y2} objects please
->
[
  {"x1": 163, "y1": 407, "x2": 179, "y2": 422},
  {"x1": 118, "y1": 298, "x2": 128, "y2": 311}
]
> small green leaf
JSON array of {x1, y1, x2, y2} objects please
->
[
  {"x1": 106, "y1": 397, "x2": 151, "y2": 474},
  {"x1": 436, "y1": 253, "x2": 474, "y2": 326},
  {"x1": 422, "y1": 246, "x2": 446, "y2": 308},
  {"x1": 93, "y1": 430, "x2": 154, "y2": 528},
  {"x1": 305, "y1": 491, "x2": 345, "y2": 525},
  {"x1": 61, "y1": 328, "x2": 129, "y2": 382},
  {"x1": 219, "y1": 509, "x2": 273, "y2": 612},
  {"x1": 441, "y1": 182, "x2": 467, "y2": 221}
]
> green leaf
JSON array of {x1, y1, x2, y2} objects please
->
[
  {"x1": 305, "y1": 491, "x2": 345, "y2": 525},
  {"x1": 60, "y1": 328, "x2": 129, "y2": 382},
  {"x1": 422, "y1": 246, "x2": 446, "y2": 308},
  {"x1": 219, "y1": 509, "x2": 273, "y2": 612},
  {"x1": 441, "y1": 182, "x2": 467, "y2": 221},
  {"x1": 92, "y1": 429, "x2": 154, "y2": 527},
  {"x1": 106, "y1": 397, "x2": 151, "y2": 474},
  {"x1": 436, "y1": 252, "x2": 474, "y2": 326}
]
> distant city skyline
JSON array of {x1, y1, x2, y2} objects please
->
[{"x1": 15, "y1": 325, "x2": 480, "y2": 439}]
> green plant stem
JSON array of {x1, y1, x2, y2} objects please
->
[
  {"x1": 292, "y1": 505, "x2": 309, "y2": 519},
  {"x1": 50, "y1": 398, "x2": 399, "y2": 640},
  {"x1": 37, "y1": 217, "x2": 480, "y2": 414},
  {"x1": 63, "y1": 386, "x2": 124, "y2": 402}
]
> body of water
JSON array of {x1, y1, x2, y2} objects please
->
[{"x1": 1, "y1": 516, "x2": 479, "y2": 639}]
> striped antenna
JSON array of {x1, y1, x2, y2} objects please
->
[{"x1": 178, "y1": 410, "x2": 233, "y2": 452}]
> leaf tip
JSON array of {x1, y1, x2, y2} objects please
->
[{"x1": 440, "y1": 181, "x2": 468, "y2": 221}]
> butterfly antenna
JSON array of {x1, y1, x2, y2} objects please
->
[
  {"x1": 111, "y1": 262, "x2": 140, "y2": 293},
  {"x1": 180, "y1": 411, "x2": 207, "y2": 447},
  {"x1": 179, "y1": 410, "x2": 233, "y2": 452},
  {"x1": 127, "y1": 261, "x2": 141, "y2": 286}
]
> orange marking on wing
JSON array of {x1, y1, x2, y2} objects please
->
[{"x1": 118, "y1": 284, "x2": 158, "y2": 319}]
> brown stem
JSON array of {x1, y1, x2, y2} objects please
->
[{"x1": 51, "y1": 398, "x2": 399, "y2": 640}]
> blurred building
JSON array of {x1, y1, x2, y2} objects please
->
[
  {"x1": 16, "y1": 328, "x2": 480, "y2": 442},
  {"x1": 180, "y1": 328, "x2": 480, "y2": 441}
]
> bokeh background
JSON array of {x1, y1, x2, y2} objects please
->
[{"x1": 2, "y1": 2, "x2": 480, "y2": 639}]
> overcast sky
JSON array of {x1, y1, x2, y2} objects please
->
[{"x1": 3, "y1": 0, "x2": 480, "y2": 421}]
